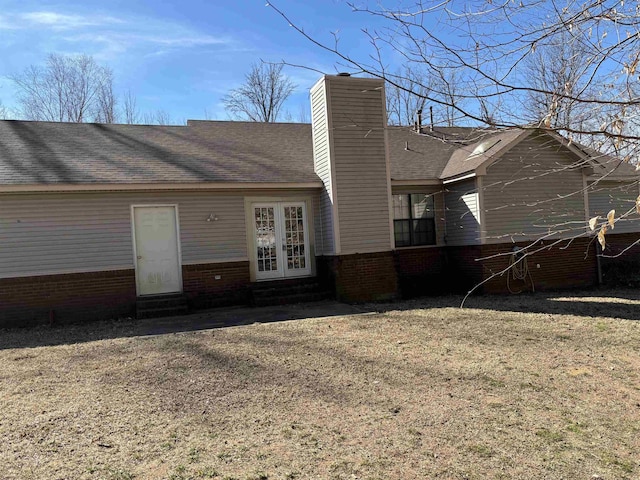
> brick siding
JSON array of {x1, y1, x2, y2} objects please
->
[
  {"x1": 599, "y1": 232, "x2": 640, "y2": 286},
  {"x1": 394, "y1": 247, "x2": 449, "y2": 297},
  {"x1": 321, "y1": 251, "x2": 398, "y2": 302},
  {"x1": 182, "y1": 261, "x2": 251, "y2": 308},
  {"x1": 478, "y1": 238, "x2": 597, "y2": 293},
  {"x1": 0, "y1": 269, "x2": 136, "y2": 328}
]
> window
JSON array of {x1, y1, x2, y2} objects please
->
[{"x1": 393, "y1": 193, "x2": 436, "y2": 247}]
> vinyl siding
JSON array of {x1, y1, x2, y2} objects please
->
[
  {"x1": 392, "y1": 186, "x2": 446, "y2": 246},
  {"x1": 588, "y1": 180, "x2": 640, "y2": 234},
  {"x1": 310, "y1": 81, "x2": 335, "y2": 255},
  {"x1": 482, "y1": 133, "x2": 588, "y2": 242},
  {"x1": 444, "y1": 179, "x2": 481, "y2": 245},
  {"x1": 328, "y1": 77, "x2": 392, "y2": 254},
  {"x1": 0, "y1": 191, "x2": 248, "y2": 278}
]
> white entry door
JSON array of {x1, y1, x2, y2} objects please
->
[
  {"x1": 253, "y1": 202, "x2": 311, "y2": 280},
  {"x1": 132, "y1": 205, "x2": 182, "y2": 296}
]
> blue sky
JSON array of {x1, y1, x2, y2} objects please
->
[{"x1": 0, "y1": 0, "x2": 390, "y2": 123}]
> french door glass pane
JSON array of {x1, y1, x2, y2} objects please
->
[
  {"x1": 284, "y1": 206, "x2": 306, "y2": 270},
  {"x1": 255, "y1": 207, "x2": 276, "y2": 272}
]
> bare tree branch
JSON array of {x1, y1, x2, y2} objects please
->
[
  {"x1": 223, "y1": 62, "x2": 296, "y2": 122},
  {"x1": 12, "y1": 54, "x2": 116, "y2": 123}
]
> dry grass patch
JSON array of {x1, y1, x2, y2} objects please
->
[{"x1": 1, "y1": 290, "x2": 640, "y2": 479}]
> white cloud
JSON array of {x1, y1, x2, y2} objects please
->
[
  {"x1": 0, "y1": 8, "x2": 236, "y2": 64},
  {"x1": 63, "y1": 30, "x2": 232, "y2": 62},
  {"x1": 20, "y1": 12, "x2": 123, "y2": 30}
]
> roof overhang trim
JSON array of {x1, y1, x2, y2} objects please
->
[
  {"x1": 442, "y1": 172, "x2": 477, "y2": 184},
  {"x1": 0, "y1": 181, "x2": 324, "y2": 193},
  {"x1": 391, "y1": 179, "x2": 442, "y2": 186}
]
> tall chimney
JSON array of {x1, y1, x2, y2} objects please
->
[{"x1": 309, "y1": 74, "x2": 398, "y2": 301}]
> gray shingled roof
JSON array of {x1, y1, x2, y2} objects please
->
[
  {"x1": 0, "y1": 120, "x2": 317, "y2": 185},
  {"x1": 387, "y1": 127, "x2": 458, "y2": 180},
  {"x1": 439, "y1": 128, "x2": 529, "y2": 180},
  {"x1": 0, "y1": 119, "x2": 613, "y2": 186}
]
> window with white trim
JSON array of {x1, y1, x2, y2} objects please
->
[{"x1": 393, "y1": 193, "x2": 436, "y2": 247}]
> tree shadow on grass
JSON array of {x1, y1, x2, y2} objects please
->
[
  {"x1": 1, "y1": 287, "x2": 639, "y2": 351},
  {"x1": 382, "y1": 286, "x2": 640, "y2": 322}
]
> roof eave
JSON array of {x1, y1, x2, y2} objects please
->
[
  {"x1": 391, "y1": 179, "x2": 442, "y2": 186},
  {"x1": 0, "y1": 181, "x2": 324, "y2": 193}
]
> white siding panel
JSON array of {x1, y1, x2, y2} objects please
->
[
  {"x1": 445, "y1": 179, "x2": 480, "y2": 245},
  {"x1": 0, "y1": 191, "x2": 248, "y2": 278},
  {"x1": 482, "y1": 134, "x2": 588, "y2": 242},
  {"x1": 589, "y1": 181, "x2": 640, "y2": 233},
  {"x1": 328, "y1": 78, "x2": 392, "y2": 254},
  {"x1": 311, "y1": 81, "x2": 335, "y2": 255}
]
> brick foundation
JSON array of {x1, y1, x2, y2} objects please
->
[
  {"x1": 598, "y1": 232, "x2": 640, "y2": 286},
  {"x1": 182, "y1": 261, "x2": 251, "y2": 308},
  {"x1": 0, "y1": 269, "x2": 136, "y2": 328},
  {"x1": 445, "y1": 245, "x2": 485, "y2": 293},
  {"x1": 477, "y1": 238, "x2": 598, "y2": 293},
  {"x1": 394, "y1": 240, "x2": 599, "y2": 296},
  {"x1": 319, "y1": 251, "x2": 398, "y2": 302},
  {"x1": 0, "y1": 261, "x2": 253, "y2": 328},
  {"x1": 394, "y1": 247, "x2": 449, "y2": 297}
]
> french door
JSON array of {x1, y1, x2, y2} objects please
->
[{"x1": 253, "y1": 202, "x2": 311, "y2": 280}]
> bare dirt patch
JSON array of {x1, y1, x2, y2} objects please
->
[{"x1": 1, "y1": 289, "x2": 640, "y2": 479}]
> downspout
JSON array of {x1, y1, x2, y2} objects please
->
[
  {"x1": 584, "y1": 172, "x2": 602, "y2": 285},
  {"x1": 596, "y1": 244, "x2": 603, "y2": 285}
]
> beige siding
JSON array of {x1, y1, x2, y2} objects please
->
[
  {"x1": 444, "y1": 179, "x2": 481, "y2": 245},
  {"x1": 328, "y1": 77, "x2": 393, "y2": 254},
  {"x1": 482, "y1": 133, "x2": 588, "y2": 242},
  {"x1": 392, "y1": 186, "x2": 446, "y2": 246},
  {"x1": 310, "y1": 81, "x2": 335, "y2": 255},
  {"x1": 0, "y1": 191, "x2": 248, "y2": 278},
  {"x1": 589, "y1": 180, "x2": 640, "y2": 233}
]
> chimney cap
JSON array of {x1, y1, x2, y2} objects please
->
[{"x1": 336, "y1": 72, "x2": 351, "y2": 77}]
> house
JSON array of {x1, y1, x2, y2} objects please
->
[{"x1": 1, "y1": 74, "x2": 639, "y2": 327}]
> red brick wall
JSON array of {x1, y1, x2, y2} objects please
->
[
  {"x1": 182, "y1": 261, "x2": 251, "y2": 308},
  {"x1": 445, "y1": 245, "x2": 485, "y2": 293},
  {"x1": 323, "y1": 251, "x2": 398, "y2": 302},
  {"x1": 394, "y1": 247, "x2": 448, "y2": 296},
  {"x1": 599, "y1": 232, "x2": 640, "y2": 286},
  {"x1": 0, "y1": 261, "x2": 252, "y2": 328},
  {"x1": 478, "y1": 238, "x2": 597, "y2": 293},
  {"x1": 0, "y1": 269, "x2": 136, "y2": 328}
]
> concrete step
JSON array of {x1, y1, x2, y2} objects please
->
[
  {"x1": 136, "y1": 293, "x2": 188, "y2": 319},
  {"x1": 252, "y1": 281, "x2": 324, "y2": 299},
  {"x1": 253, "y1": 283, "x2": 333, "y2": 307}
]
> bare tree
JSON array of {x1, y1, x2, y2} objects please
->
[
  {"x1": 122, "y1": 90, "x2": 140, "y2": 125},
  {"x1": 12, "y1": 54, "x2": 115, "y2": 123},
  {"x1": 0, "y1": 101, "x2": 10, "y2": 120},
  {"x1": 143, "y1": 109, "x2": 174, "y2": 125},
  {"x1": 268, "y1": 0, "x2": 640, "y2": 153},
  {"x1": 223, "y1": 63, "x2": 296, "y2": 122},
  {"x1": 523, "y1": 31, "x2": 592, "y2": 134},
  {"x1": 386, "y1": 67, "x2": 433, "y2": 126},
  {"x1": 94, "y1": 69, "x2": 117, "y2": 123}
]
